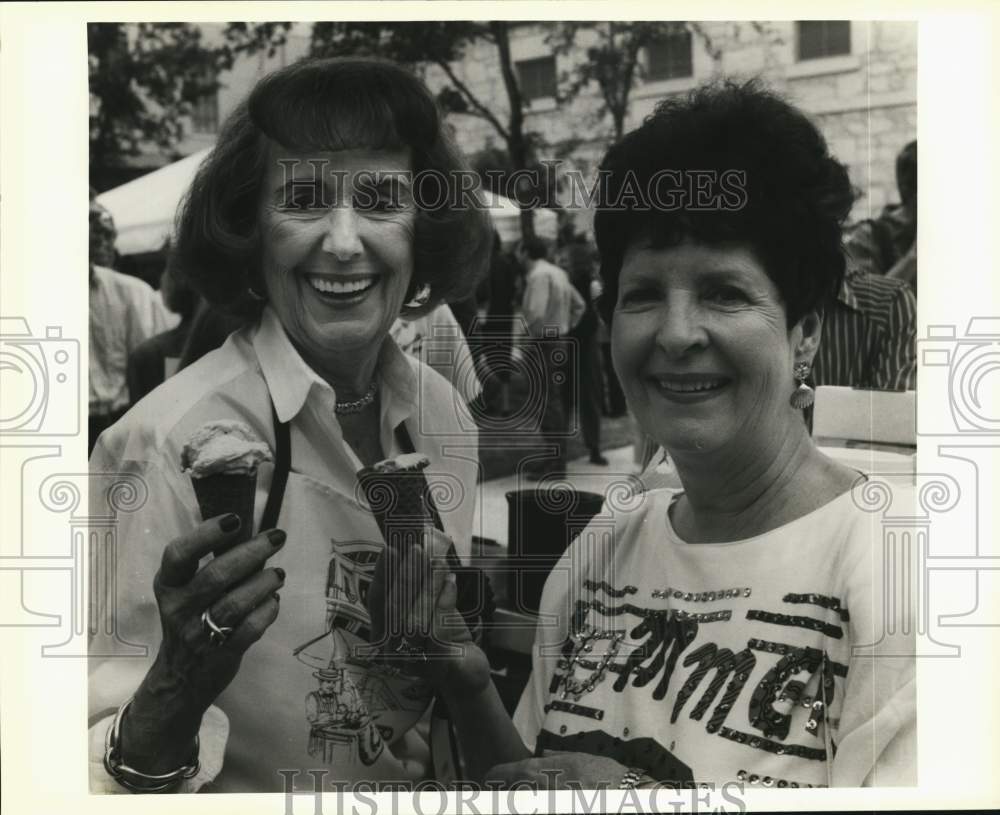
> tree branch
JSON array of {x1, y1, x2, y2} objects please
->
[{"x1": 435, "y1": 60, "x2": 510, "y2": 141}]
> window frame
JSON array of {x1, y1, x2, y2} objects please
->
[
  {"x1": 515, "y1": 54, "x2": 558, "y2": 103},
  {"x1": 644, "y1": 28, "x2": 694, "y2": 82},
  {"x1": 795, "y1": 20, "x2": 853, "y2": 62}
]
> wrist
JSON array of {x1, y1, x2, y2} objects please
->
[
  {"x1": 123, "y1": 678, "x2": 204, "y2": 773},
  {"x1": 105, "y1": 698, "x2": 200, "y2": 790},
  {"x1": 439, "y1": 646, "x2": 492, "y2": 699}
]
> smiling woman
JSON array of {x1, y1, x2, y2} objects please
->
[
  {"x1": 398, "y1": 79, "x2": 917, "y2": 791},
  {"x1": 88, "y1": 57, "x2": 491, "y2": 793}
]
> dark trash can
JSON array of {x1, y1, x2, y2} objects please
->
[{"x1": 505, "y1": 487, "x2": 604, "y2": 613}]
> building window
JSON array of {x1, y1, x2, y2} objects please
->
[
  {"x1": 646, "y1": 28, "x2": 694, "y2": 81},
  {"x1": 191, "y1": 91, "x2": 219, "y2": 134},
  {"x1": 516, "y1": 55, "x2": 557, "y2": 101},
  {"x1": 796, "y1": 21, "x2": 851, "y2": 61}
]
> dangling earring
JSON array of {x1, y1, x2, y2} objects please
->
[
  {"x1": 402, "y1": 282, "x2": 431, "y2": 310},
  {"x1": 248, "y1": 286, "x2": 266, "y2": 302},
  {"x1": 790, "y1": 361, "x2": 815, "y2": 410}
]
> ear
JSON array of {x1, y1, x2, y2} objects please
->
[{"x1": 792, "y1": 308, "x2": 823, "y2": 365}]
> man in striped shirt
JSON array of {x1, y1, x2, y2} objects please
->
[{"x1": 812, "y1": 268, "x2": 917, "y2": 391}]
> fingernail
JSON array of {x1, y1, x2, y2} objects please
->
[
  {"x1": 220, "y1": 514, "x2": 241, "y2": 533},
  {"x1": 274, "y1": 567, "x2": 286, "y2": 581},
  {"x1": 267, "y1": 529, "x2": 286, "y2": 547}
]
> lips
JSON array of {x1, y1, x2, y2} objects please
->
[
  {"x1": 649, "y1": 373, "x2": 731, "y2": 399},
  {"x1": 305, "y1": 273, "x2": 379, "y2": 300}
]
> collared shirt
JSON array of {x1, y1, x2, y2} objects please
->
[
  {"x1": 812, "y1": 271, "x2": 917, "y2": 392},
  {"x1": 89, "y1": 306, "x2": 479, "y2": 792},
  {"x1": 521, "y1": 258, "x2": 585, "y2": 338},
  {"x1": 88, "y1": 264, "x2": 177, "y2": 415}
]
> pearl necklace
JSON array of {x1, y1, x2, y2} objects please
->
[{"x1": 334, "y1": 381, "x2": 378, "y2": 414}]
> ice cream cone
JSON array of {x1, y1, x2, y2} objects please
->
[
  {"x1": 181, "y1": 420, "x2": 273, "y2": 554},
  {"x1": 192, "y1": 472, "x2": 257, "y2": 549},
  {"x1": 358, "y1": 454, "x2": 440, "y2": 551}
]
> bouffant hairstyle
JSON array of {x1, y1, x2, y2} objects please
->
[
  {"x1": 173, "y1": 57, "x2": 492, "y2": 322},
  {"x1": 593, "y1": 79, "x2": 855, "y2": 328}
]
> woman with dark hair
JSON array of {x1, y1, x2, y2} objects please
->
[
  {"x1": 405, "y1": 80, "x2": 916, "y2": 788},
  {"x1": 89, "y1": 57, "x2": 491, "y2": 793}
]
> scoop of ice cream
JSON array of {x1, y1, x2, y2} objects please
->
[
  {"x1": 370, "y1": 453, "x2": 430, "y2": 474},
  {"x1": 182, "y1": 420, "x2": 273, "y2": 478}
]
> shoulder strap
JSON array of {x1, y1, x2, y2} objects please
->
[
  {"x1": 260, "y1": 402, "x2": 290, "y2": 532},
  {"x1": 395, "y1": 420, "x2": 416, "y2": 454}
]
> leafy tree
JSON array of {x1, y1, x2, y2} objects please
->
[
  {"x1": 88, "y1": 22, "x2": 292, "y2": 190},
  {"x1": 551, "y1": 21, "x2": 783, "y2": 141},
  {"x1": 88, "y1": 24, "x2": 221, "y2": 184}
]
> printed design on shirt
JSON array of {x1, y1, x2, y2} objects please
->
[
  {"x1": 782, "y1": 592, "x2": 851, "y2": 622},
  {"x1": 736, "y1": 768, "x2": 826, "y2": 788},
  {"x1": 583, "y1": 579, "x2": 637, "y2": 598},
  {"x1": 304, "y1": 659, "x2": 383, "y2": 765},
  {"x1": 651, "y1": 586, "x2": 752, "y2": 601},
  {"x1": 535, "y1": 728, "x2": 694, "y2": 785},
  {"x1": 292, "y1": 538, "x2": 432, "y2": 766},
  {"x1": 546, "y1": 582, "x2": 850, "y2": 771}
]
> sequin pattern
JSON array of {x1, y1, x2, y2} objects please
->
[{"x1": 746, "y1": 609, "x2": 844, "y2": 639}]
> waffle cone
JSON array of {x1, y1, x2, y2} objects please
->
[
  {"x1": 358, "y1": 470, "x2": 437, "y2": 551},
  {"x1": 192, "y1": 472, "x2": 257, "y2": 551}
]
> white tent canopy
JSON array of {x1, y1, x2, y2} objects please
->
[
  {"x1": 98, "y1": 148, "x2": 558, "y2": 256},
  {"x1": 97, "y1": 148, "x2": 212, "y2": 256},
  {"x1": 476, "y1": 188, "x2": 558, "y2": 247}
]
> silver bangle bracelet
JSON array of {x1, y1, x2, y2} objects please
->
[{"x1": 103, "y1": 697, "x2": 200, "y2": 793}]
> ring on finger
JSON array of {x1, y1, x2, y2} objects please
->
[{"x1": 201, "y1": 609, "x2": 233, "y2": 647}]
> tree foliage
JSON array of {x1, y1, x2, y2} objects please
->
[
  {"x1": 88, "y1": 22, "x2": 292, "y2": 179},
  {"x1": 551, "y1": 21, "x2": 783, "y2": 141}
]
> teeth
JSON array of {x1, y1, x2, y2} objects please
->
[
  {"x1": 308, "y1": 275, "x2": 377, "y2": 295},
  {"x1": 658, "y1": 379, "x2": 725, "y2": 393}
]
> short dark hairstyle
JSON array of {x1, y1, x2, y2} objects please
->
[
  {"x1": 174, "y1": 57, "x2": 491, "y2": 322},
  {"x1": 593, "y1": 79, "x2": 854, "y2": 327},
  {"x1": 521, "y1": 236, "x2": 549, "y2": 260}
]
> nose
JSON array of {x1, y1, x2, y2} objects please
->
[
  {"x1": 321, "y1": 205, "x2": 363, "y2": 261},
  {"x1": 654, "y1": 297, "x2": 709, "y2": 358}
]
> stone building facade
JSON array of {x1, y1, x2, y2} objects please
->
[
  {"x1": 175, "y1": 20, "x2": 915, "y2": 228},
  {"x1": 417, "y1": 20, "x2": 917, "y2": 228}
]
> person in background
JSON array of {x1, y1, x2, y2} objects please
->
[
  {"x1": 480, "y1": 230, "x2": 521, "y2": 416},
  {"x1": 176, "y1": 299, "x2": 246, "y2": 372},
  {"x1": 564, "y1": 236, "x2": 608, "y2": 465},
  {"x1": 845, "y1": 140, "x2": 916, "y2": 292},
  {"x1": 518, "y1": 236, "x2": 585, "y2": 480},
  {"x1": 126, "y1": 248, "x2": 201, "y2": 405},
  {"x1": 810, "y1": 266, "x2": 917, "y2": 392},
  {"x1": 88, "y1": 198, "x2": 174, "y2": 453}
]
